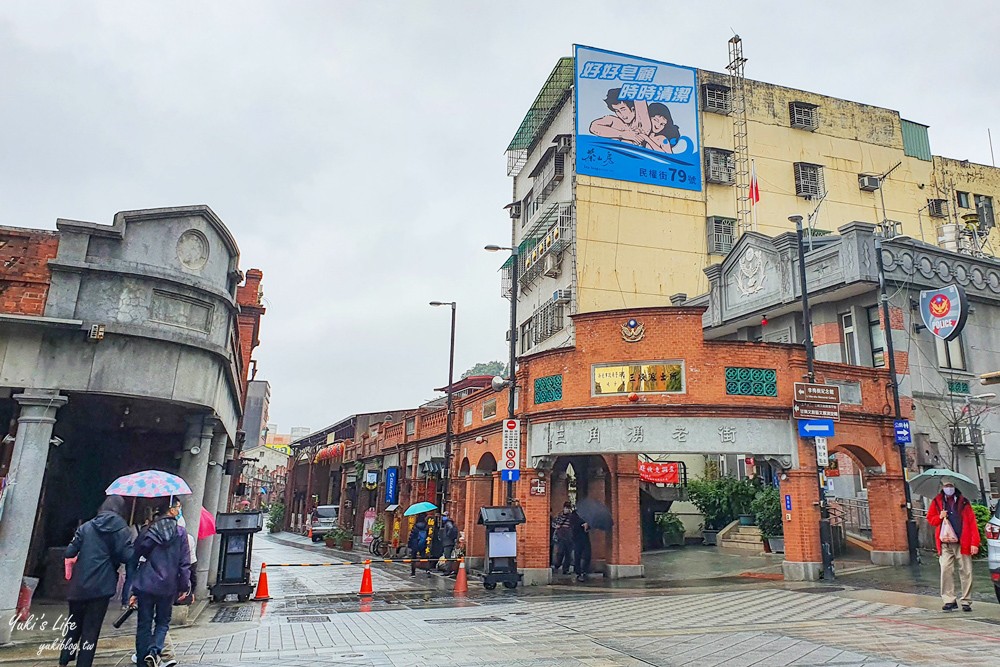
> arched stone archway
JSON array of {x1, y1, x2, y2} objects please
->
[
  {"x1": 547, "y1": 454, "x2": 641, "y2": 578},
  {"x1": 458, "y1": 457, "x2": 471, "y2": 477},
  {"x1": 828, "y1": 439, "x2": 909, "y2": 565},
  {"x1": 475, "y1": 452, "x2": 497, "y2": 475}
]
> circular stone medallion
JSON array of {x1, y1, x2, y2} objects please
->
[{"x1": 177, "y1": 229, "x2": 209, "y2": 271}]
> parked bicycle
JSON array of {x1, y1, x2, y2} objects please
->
[{"x1": 369, "y1": 535, "x2": 389, "y2": 558}]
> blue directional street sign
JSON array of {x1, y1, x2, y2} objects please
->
[
  {"x1": 500, "y1": 469, "x2": 520, "y2": 482},
  {"x1": 784, "y1": 494, "x2": 792, "y2": 511},
  {"x1": 797, "y1": 419, "x2": 835, "y2": 438},
  {"x1": 894, "y1": 419, "x2": 912, "y2": 445}
]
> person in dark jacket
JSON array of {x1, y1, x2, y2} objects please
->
[
  {"x1": 571, "y1": 510, "x2": 591, "y2": 582},
  {"x1": 129, "y1": 499, "x2": 191, "y2": 667},
  {"x1": 438, "y1": 513, "x2": 459, "y2": 575},
  {"x1": 59, "y1": 495, "x2": 134, "y2": 667},
  {"x1": 407, "y1": 514, "x2": 429, "y2": 576}
]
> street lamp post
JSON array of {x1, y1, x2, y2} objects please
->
[
  {"x1": 429, "y1": 301, "x2": 457, "y2": 513},
  {"x1": 485, "y1": 244, "x2": 519, "y2": 505},
  {"x1": 874, "y1": 235, "x2": 920, "y2": 565}
]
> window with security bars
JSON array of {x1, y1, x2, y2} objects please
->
[
  {"x1": 705, "y1": 148, "x2": 735, "y2": 185},
  {"x1": 702, "y1": 84, "x2": 731, "y2": 114},
  {"x1": 706, "y1": 216, "x2": 736, "y2": 255},
  {"x1": 793, "y1": 162, "x2": 824, "y2": 198},
  {"x1": 789, "y1": 101, "x2": 818, "y2": 130}
]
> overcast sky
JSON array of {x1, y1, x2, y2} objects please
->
[{"x1": 2, "y1": 1, "x2": 997, "y2": 434}]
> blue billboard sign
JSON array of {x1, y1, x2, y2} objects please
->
[
  {"x1": 894, "y1": 419, "x2": 912, "y2": 445},
  {"x1": 384, "y1": 467, "x2": 399, "y2": 505},
  {"x1": 574, "y1": 45, "x2": 701, "y2": 191}
]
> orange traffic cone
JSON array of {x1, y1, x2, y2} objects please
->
[
  {"x1": 358, "y1": 560, "x2": 374, "y2": 596},
  {"x1": 453, "y1": 558, "x2": 468, "y2": 596},
  {"x1": 253, "y1": 563, "x2": 271, "y2": 601}
]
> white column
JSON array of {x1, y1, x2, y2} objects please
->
[
  {"x1": 0, "y1": 390, "x2": 67, "y2": 644},
  {"x1": 200, "y1": 432, "x2": 227, "y2": 588},
  {"x1": 209, "y1": 444, "x2": 235, "y2": 584},
  {"x1": 178, "y1": 415, "x2": 213, "y2": 590}
]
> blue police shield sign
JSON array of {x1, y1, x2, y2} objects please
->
[
  {"x1": 919, "y1": 284, "x2": 968, "y2": 342},
  {"x1": 893, "y1": 419, "x2": 912, "y2": 445},
  {"x1": 384, "y1": 467, "x2": 399, "y2": 505}
]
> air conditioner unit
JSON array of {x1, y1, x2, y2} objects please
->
[
  {"x1": 555, "y1": 135, "x2": 572, "y2": 154},
  {"x1": 543, "y1": 254, "x2": 561, "y2": 278},
  {"x1": 928, "y1": 199, "x2": 948, "y2": 218},
  {"x1": 858, "y1": 175, "x2": 880, "y2": 192},
  {"x1": 552, "y1": 289, "x2": 571, "y2": 304},
  {"x1": 507, "y1": 201, "x2": 521, "y2": 219}
]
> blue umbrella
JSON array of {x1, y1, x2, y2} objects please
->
[{"x1": 404, "y1": 501, "x2": 437, "y2": 517}]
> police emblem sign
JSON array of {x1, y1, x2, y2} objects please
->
[
  {"x1": 574, "y1": 45, "x2": 701, "y2": 191},
  {"x1": 919, "y1": 284, "x2": 968, "y2": 341}
]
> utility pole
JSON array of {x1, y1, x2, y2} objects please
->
[
  {"x1": 506, "y1": 247, "x2": 519, "y2": 506},
  {"x1": 874, "y1": 235, "x2": 920, "y2": 565},
  {"x1": 791, "y1": 215, "x2": 833, "y2": 579}
]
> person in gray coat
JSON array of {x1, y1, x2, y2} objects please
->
[{"x1": 59, "y1": 495, "x2": 134, "y2": 667}]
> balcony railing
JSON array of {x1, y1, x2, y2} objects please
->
[{"x1": 501, "y1": 202, "x2": 574, "y2": 297}]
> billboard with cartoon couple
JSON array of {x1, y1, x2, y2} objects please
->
[{"x1": 574, "y1": 45, "x2": 701, "y2": 192}]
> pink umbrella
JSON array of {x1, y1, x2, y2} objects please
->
[{"x1": 198, "y1": 507, "x2": 216, "y2": 540}]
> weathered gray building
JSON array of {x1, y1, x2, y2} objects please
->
[
  {"x1": 0, "y1": 206, "x2": 264, "y2": 641},
  {"x1": 690, "y1": 222, "x2": 1000, "y2": 505}
]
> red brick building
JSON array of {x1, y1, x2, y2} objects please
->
[{"x1": 313, "y1": 306, "x2": 909, "y2": 584}]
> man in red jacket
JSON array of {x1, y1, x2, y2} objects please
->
[{"x1": 926, "y1": 479, "x2": 981, "y2": 612}]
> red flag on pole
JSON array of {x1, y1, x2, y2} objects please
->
[{"x1": 749, "y1": 160, "x2": 760, "y2": 206}]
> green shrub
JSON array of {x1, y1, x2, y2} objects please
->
[
  {"x1": 751, "y1": 487, "x2": 783, "y2": 538},
  {"x1": 687, "y1": 475, "x2": 761, "y2": 531},
  {"x1": 266, "y1": 502, "x2": 286, "y2": 534},
  {"x1": 655, "y1": 511, "x2": 685, "y2": 535},
  {"x1": 972, "y1": 503, "x2": 991, "y2": 558}
]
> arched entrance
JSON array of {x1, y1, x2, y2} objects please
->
[
  {"x1": 827, "y1": 440, "x2": 909, "y2": 565},
  {"x1": 547, "y1": 455, "x2": 640, "y2": 578}
]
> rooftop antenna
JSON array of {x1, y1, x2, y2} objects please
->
[
  {"x1": 805, "y1": 192, "x2": 828, "y2": 251},
  {"x1": 989, "y1": 128, "x2": 995, "y2": 167},
  {"x1": 727, "y1": 35, "x2": 752, "y2": 235},
  {"x1": 876, "y1": 161, "x2": 902, "y2": 237}
]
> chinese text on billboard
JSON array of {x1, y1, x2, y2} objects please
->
[{"x1": 575, "y1": 45, "x2": 701, "y2": 191}]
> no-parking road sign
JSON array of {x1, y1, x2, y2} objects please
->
[{"x1": 502, "y1": 419, "x2": 521, "y2": 472}]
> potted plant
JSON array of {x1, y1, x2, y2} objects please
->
[
  {"x1": 266, "y1": 502, "x2": 285, "y2": 534},
  {"x1": 325, "y1": 526, "x2": 354, "y2": 551},
  {"x1": 727, "y1": 476, "x2": 761, "y2": 526},
  {"x1": 751, "y1": 486, "x2": 784, "y2": 553},
  {"x1": 655, "y1": 512, "x2": 686, "y2": 547},
  {"x1": 686, "y1": 478, "x2": 732, "y2": 545}
]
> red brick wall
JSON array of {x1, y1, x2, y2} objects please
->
[
  {"x1": 235, "y1": 268, "x2": 265, "y2": 399},
  {"x1": 0, "y1": 227, "x2": 59, "y2": 315}
]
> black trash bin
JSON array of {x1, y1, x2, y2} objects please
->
[
  {"x1": 209, "y1": 512, "x2": 264, "y2": 602},
  {"x1": 477, "y1": 505, "x2": 526, "y2": 590}
]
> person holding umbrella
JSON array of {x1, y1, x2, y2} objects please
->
[
  {"x1": 129, "y1": 499, "x2": 191, "y2": 667},
  {"x1": 59, "y1": 495, "x2": 134, "y2": 667},
  {"x1": 926, "y1": 477, "x2": 981, "y2": 612}
]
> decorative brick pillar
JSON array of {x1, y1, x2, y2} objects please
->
[
  {"x1": 867, "y1": 475, "x2": 910, "y2": 565},
  {"x1": 780, "y1": 436, "x2": 823, "y2": 581},
  {"x1": 516, "y1": 470, "x2": 552, "y2": 585},
  {"x1": 607, "y1": 455, "x2": 642, "y2": 578}
]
